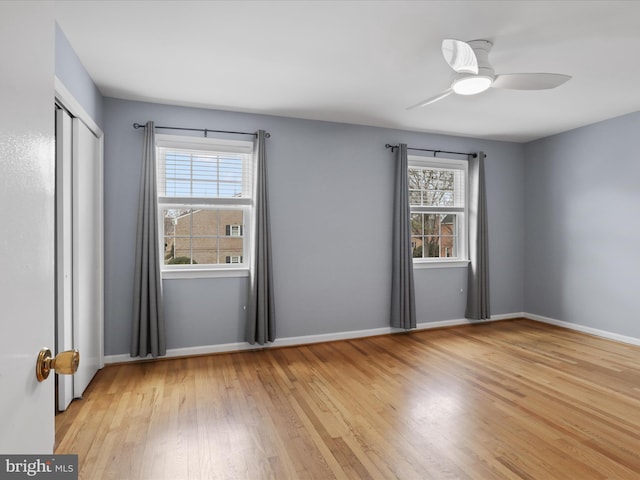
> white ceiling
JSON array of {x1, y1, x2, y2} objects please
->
[{"x1": 55, "y1": 0, "x2": 640, "y2": 143}]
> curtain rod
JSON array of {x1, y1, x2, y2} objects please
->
[
  {"x1": 385, "y1": 143, "x2": 476, "y2": 158},
  {"x1": 133, "y1": 123, "x2": 270, "y2": 138}
]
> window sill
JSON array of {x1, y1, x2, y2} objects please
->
[
  {"x1": 413, "y1": 259, "x2": 470, "y2": 269},
  {"x1": 162, "y1": 268, "x2": 250, "y2": 280}
]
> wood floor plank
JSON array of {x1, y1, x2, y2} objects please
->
[{"x1": 56, "y1": 319, "x2": 640, "y2": 479}]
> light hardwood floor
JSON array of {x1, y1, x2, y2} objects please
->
[{"x1": 55, "y1": 319, "x2": 640, "y2": 479}]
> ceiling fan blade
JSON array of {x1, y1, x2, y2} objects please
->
[
  {"x1": 492, "y1": 73, "x2": 572, "y2": 90},
  {"x1": 407, "y1": 89, "x2": 453, "y2": 110},
  {"x1": 442, "y1": 39, "x2": 478, "y2": 74}
]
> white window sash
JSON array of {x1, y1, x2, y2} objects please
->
[
  {"x1": 158, "y1": 204, "x2": 251, "y2": 271},
  {"x1": 158, "y1": 196, "x2": 251, "y2": 207}
]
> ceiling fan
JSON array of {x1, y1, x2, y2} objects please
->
[{"x1": 408, "y1": 39, "x2": 571, "y2": 109}]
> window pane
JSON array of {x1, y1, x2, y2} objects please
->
[
  {"x1": 161, "y1": 206, "x2": 245, "y2": 266},
  {"x1": 410, "y1": 213, "x2": 423, "y2": 235},
  {"x1": 218, "y1": 183, "x2": 243, "y2": 198},
  {"x1": 439, "y1": 191, "x2": 454, "y2": 206},
  {"x1": 441, "y1": 236, "x2": 457, "y2": 258},
  {"x1": 159, "y1": 148, "x2": 250, "y2": 199},
  {"x1": 423, "y1": 214, "x2": 438, "y2": 236},
  {"x1": 222, "y1": 210, "x2": 244, "y2": 236},
  {"x1": 165, "y1": 154, "x2": 191, "y2": 179},
  {"x1": 427, "y1": 169, "x2": 454, "y2": 206},
  {"x1": 425, "y1": 191, "x2": 438, "y2": 206},
  {"x1": 191, "y1": 180, "x2": 217, "y2": 197},
  {"x1": 220, "y1": 237, "x2": 243, "y2": 261},
  {"x1": 219, "y1": 156, "x2": 242, "y2": 182},
  {"x1": 192, "y1": 237, "x2": 218, "y2": 264},
  {"x1": 411, "y1": 237, "x2": 424, "y2": 258},
  {"x1": 171, "y1": 237, "x2": 193, "y2": 264},
  {"x1": 165, "y1": 180, "x2": 191, "y2": 197},
  {"x1": 191, "y1": 210, "x2": 218, "y2": 236},
  {"x1": 408, "y1": 168, "x2": 422, "y2": 189},
  {"x1": 409, "y1": 166, "x2": 462, "y2": 207},
  {"x1": 424, "y1": 237, "x2": 441, "y2": 258},
  {"x1": 409, "y1": 213, "x2": 459, "y2": 259}
]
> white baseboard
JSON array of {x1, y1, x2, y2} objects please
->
[
  {"x1": 104, "y1": 342, "x2": 259, "y2": 364},
  {"x1": 107, "y1": 312, "x2": 640, "y2": 365},
  {"x1": 524, "y1": 313, "x2": 640, "y2": 347},
  {"x1": 103, "y1": 313, "x2": 522, "y2": 364}
]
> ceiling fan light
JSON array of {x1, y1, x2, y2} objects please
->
[{"x1": 452, "y1": 75, "x2": 493, "y2": 95}]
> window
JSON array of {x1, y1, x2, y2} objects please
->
[
  {"x1": 408, "y1": 157, "x2": 468, "y2": 265},
  {"x1": 156, "y1": 134, "x2": 253, "y2": 274},
  {"x1": 226, "y1": 224, "x2": 243, "y2": 237}
]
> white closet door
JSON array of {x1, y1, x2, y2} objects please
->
[
  {"x1": 56, "y1": 107, "x2": 74, "y2": 410},
  {"x1": 72, "y1": 117, "x2": 103, "y2": 399}
]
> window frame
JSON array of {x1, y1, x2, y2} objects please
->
[
  {"x1": 156, "y1": 134, "x2": 253, "y2": 278},
  {"x1": 408, "y1": 155, "x2": 469, "y2": 269}
]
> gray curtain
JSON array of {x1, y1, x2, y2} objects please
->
[
  {"x1": 131, "y1": 121, "x2": 166, "y2": 357},
  {"x1": 391, "y1": 144, "x2": 416, "y2": 329},
  {"x1": 465, "y1": 152, "x2": 491, "y2": 320},
  {"x1": 246, "y1": 130, "x2": 275, "y2": 344}
]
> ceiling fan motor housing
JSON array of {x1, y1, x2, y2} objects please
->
[
  {"x1": 467, "y1": 40, "x2": 495, "y2": 79},
  {"x1": 450, "y1": 40, "x2": 496, "y2": 95}
]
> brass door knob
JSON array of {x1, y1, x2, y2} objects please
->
[{"x1": 36, "y1": 348, "x2": 80, "y2": 382}]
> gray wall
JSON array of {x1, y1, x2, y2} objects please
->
[
  {"x1": 55, "y1": 23, "x2": 104, "y2": 129},
  {"x1": 103, "y1": 97, "x2": 525, "y2": 356},
  {"x1": 524, "y1": 111, "x2": 640, "y2": 338},
  {"x1": 52, "y1": 15, "x2": 640, "y2": 353}
]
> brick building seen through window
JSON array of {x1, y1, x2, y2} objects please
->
[{"x1": 163, "y1": 208, "x2": 244, "y2": 265}]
